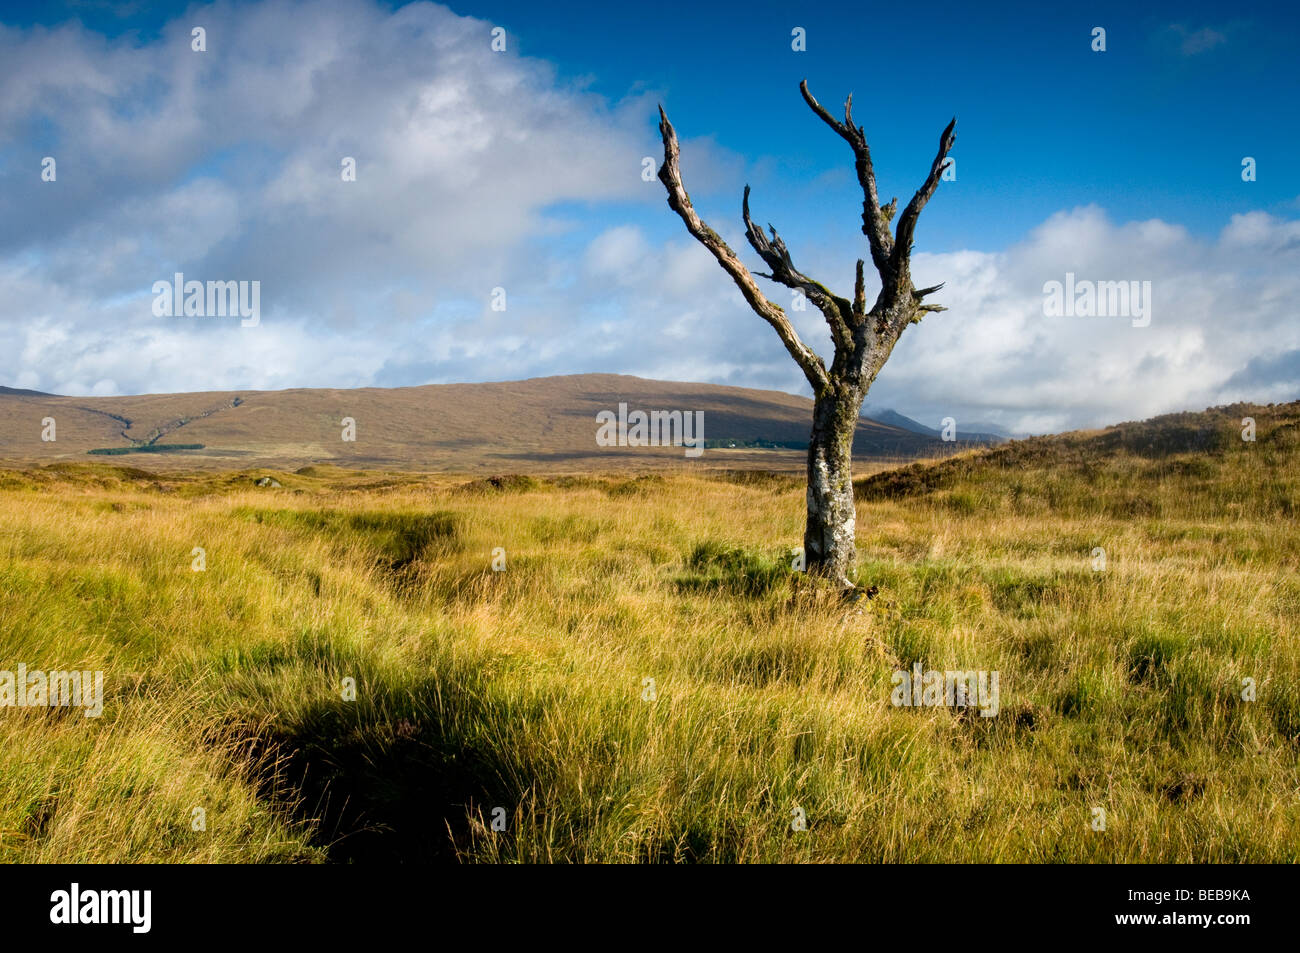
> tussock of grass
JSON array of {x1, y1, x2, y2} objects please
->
[
  {"x1": 0, "y1": 400, "x2": 1297, "y2": 862},
  {"x1": 453, "y1": 474, "x2": 546, "y2": 495},
  {"x1": 675, "y1": 541, "x2": 792, "y2": 597}
]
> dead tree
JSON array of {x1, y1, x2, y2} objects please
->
[{"x1": 656, "y1": 81, "x2": 955, "y2": 589}]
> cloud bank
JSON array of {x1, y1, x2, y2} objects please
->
[{"x1": 1, "y1": 0, "x2": 1296, "y2": 434}]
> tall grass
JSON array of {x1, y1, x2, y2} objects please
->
[{"x1": 0, "y1": 403, "x2": 1297, "y2": 862}]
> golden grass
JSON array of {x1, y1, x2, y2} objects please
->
[{"x1": 0, "y1": 404, "x2": 1297, "y2": 863}]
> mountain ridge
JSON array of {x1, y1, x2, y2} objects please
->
[
  {"x1": 0, "y1": 373, "x2": 993, "y2": 472},
  {"x1": 861, "y1": 406, "x2": 1012, "y2": 443}
]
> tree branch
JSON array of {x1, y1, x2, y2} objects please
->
[
  {"x1": 657, "y1": 106, "x2": 830, "y2": 393},
  {"x1": 742, "y1": 186, "x2": 853, "y2": 347},
  {"x1": 799, "y1": 79, "x2": 895, "y2": 277},
  {"x1": 891, "y1": 118, "x2": 956, "y2": 272}
]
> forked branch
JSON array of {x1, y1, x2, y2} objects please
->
[
  {"x1": 801, "y1": 78, "x2": 955, "y2": 308},
  {"x1": 892, "y1": 119, "x2": 957, "y2": 271},
  {"x1": 742, "y1": 186, "x2": 853, "y2": 347},
  {"x1": 657, "y1": 106, "x2": 830, "y2": 393},
  {"x1": 799, "y1": 80, "x2": 895, "y2": 276}
]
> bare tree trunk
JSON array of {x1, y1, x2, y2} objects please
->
[
  {"x1": 656, "y1": 83, "x2": 955, "y2": 590},
  {"x1": 805, "y1": 388, "x2": 861, "y2": 587}
]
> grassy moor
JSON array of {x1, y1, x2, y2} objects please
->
[{"x1": 2, "y1": 399, "x2": 1295, "y2": 863}]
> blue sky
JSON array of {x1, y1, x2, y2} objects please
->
[
  {"x1": 15, "y1": 0, "x2": 1297, "y2": 244},
  {"x1": 1, "y1": 0, "x2": 1297, "y2": 432},
  {"x1": 488, "y1": 0, "x2": 1300, "y2": 246}
]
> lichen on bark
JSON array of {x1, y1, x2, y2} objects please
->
[{"x1": 656, "y1": 84, "x2": 955, "y2": 589}]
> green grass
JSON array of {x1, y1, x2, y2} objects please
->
[{"x1": 0, "y1": 400, "x2": 1297, "y2": 862}]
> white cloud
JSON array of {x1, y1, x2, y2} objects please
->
[
  {"x1": 0, "y1": 0, "x2": 666, "y2": 393},
  {"x1": 868, "y1": 206, "x2": 1300, "y2": 432},
  {"x1": 0, "y1": 1, "x2": 1295, "y2": 436}
]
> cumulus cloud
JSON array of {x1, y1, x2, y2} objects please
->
[
  {"x1": 0, "y1": 0, "x2": 668, "y2": 392},
  {"x1": 865, "y1": 207, "x2": 1300, "y2": 433},
  {"x1": 0, "y1": 0, "x2": 1296, "y2": 436},
  {"x1": 557, "y1": 203, "x2": 1300, "y2": 434}
]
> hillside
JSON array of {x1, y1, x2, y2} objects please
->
[
  {"x1": 0, "y1": 374, "x2": 975, "y2": 473},
  {"x1": 856, "y1": 400, "x2": 1300, "y2": 520}
]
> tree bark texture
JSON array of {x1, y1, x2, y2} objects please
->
[{"x1": 657, "y1": 83, "x2": 955, "y2": 587}]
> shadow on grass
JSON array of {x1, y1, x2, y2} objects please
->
[
  {"x1": 236, "y1": 507, "x2": 462, "y2": 569},
  {"x1": 674, "y1": 541, "x2": 792, "y2": 597},
  {"x1": 247, "y1": 667, "x2": 546, "y2": 864}
]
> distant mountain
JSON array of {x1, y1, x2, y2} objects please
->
[
  {"x1": 864, "y1": 407, "x2": 1010, "y2": 444},
  {"x1": 0, "y1": 385, "x2": 56, "y2": 397},
  {"x1": 0, "y1": 374, "x2": 982, "y2": 472}
]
